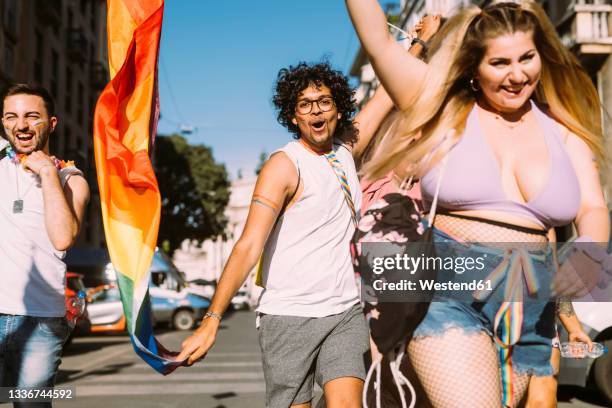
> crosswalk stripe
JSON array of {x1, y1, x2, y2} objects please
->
[
  {"x1": 74, "y1": 382, "x2": 266, "y2": 396},
  {"x1": 77, "y1": 372, "x2": 264, "y2": 383},
  {"x1": 204, "y1": 352, "x2": 261, "y2": 357},
  {"x1": 131, "y1": 361, "x2": 262, "y2": 369}
]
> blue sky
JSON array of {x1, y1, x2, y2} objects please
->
[{"x1": 157, "y1": 0, "x2": 398, "y2": 179}]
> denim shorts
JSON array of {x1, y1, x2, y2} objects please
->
[
  {"x1": 412, "y1": 228, "x2": 556, "y2": 376},
  {"x1": 0, "y1": 313, "x2": 71, "y2": 405}
]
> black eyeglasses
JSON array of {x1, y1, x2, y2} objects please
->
[{"x1": 295, "y1": 96, "x2": 335, "y2": 115}]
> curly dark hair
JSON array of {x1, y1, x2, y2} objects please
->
[{"x1": 272, "y1": 61, "x2": 358, "y2": 144}]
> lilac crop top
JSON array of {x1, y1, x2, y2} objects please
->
[{"x1": 421, "y1": 101, "x2": 581, "y2": 229}]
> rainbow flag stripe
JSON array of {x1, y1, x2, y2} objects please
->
[{"x1": 93, "y1": 0, "x2": 182, "y2": 375}]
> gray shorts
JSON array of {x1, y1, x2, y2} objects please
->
[{"x1": 258, "y1": 303, "x2": 370, "y2": 407}]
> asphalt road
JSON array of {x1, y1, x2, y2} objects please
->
[
  {"x1": 54, "y1": 310, "x2": 267, "y2": 407},
  {"x1": 8, "y1": 309, "x2": 602, "y2": 408}
]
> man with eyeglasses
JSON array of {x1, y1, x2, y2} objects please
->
[
  {"x1": 179, "y1": 61, "x2": 398, "y2": 407},
  {"x1": 0, "y1": 83, "x2": 89, "y2": 404}
]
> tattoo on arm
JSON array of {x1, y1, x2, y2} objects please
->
[
  {"x1": 252, "y1": 195, "x2": 280, "y2": 215},
  {"x1": 557, "y1": 299, "x2": 575, "y2": 317}
]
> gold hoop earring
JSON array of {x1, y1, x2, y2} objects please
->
[{"x1": 470, "y1": 78, "x2": 480, "y2": 92}]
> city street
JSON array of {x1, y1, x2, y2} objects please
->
[
  {"x1": 55, "y1": 310, "x2": 268, "y2": 407},
  {"x1": 39, "y1": 309, "x2": 607, "y2": 408}
]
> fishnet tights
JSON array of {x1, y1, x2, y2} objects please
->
[
  {"x1": 434, "y1": 215, "x2": 548, "y2": 244},
  {"x1": 408, "y1": 216, "x2": 544, "y2": 406},
  {"x1": 408, "y1": 329, "x2": 531, "y2": 408}
]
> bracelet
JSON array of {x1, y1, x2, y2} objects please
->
[
  {"x1": 204, "y1": 311, "x2": 222, "y2": 321},
  {"x1": 411, "y1": 37, "x2": 428, "y2": 49}
]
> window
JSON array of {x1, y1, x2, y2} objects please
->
[
  {"x1": 77, "y1": 82, "x2": 84, "y2": 125},
  {"x1": 51, "y1": 50, "x2": 59, "y2": 97},
  {"x1": 50, "y1": 125, "x2": 60, "y2": 154},
  {"x1": 88, "y1": 96, "x2": 96, "y2": 132},
  {"x1": 65, "y1": 67, "x2": 73, "y2": 113},
  {"x1": 34, "y1": 32, "x2": 43, "y2": 83},
  {"x1": 51, "y1": 0, "x2": 61, "y2": 37},
  {"x1": 3, "y1": 43, "x2": 14, "y2": 78},
  {"x1": 64, "y1": 126, "x2": 71, "y2": 157},
  {"x1": 90, "y1": 1, "x2": 98, "y2": 32},
  {"x1": 3, "y1": 0, "x2": 18, "y2": 38},
  {"x1": 80, "y1": 0, "x2": 88, "y2": 17},
  {"x1": 76, "y1": 135, "x2": 83, "y2": 155}
]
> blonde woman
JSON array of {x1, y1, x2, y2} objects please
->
[{"x1": 346, "y1": 1, "x2": 609, "y2": 407}]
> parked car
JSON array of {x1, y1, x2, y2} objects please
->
[
  {"x1": 149, "y1": 251, "x2": 211, "y2": 329},
  {"x1": 188, "y1": 279, "x2": 217, "y2": 299},
  {"x1": 65, "y1": 247, "x2": 210, "y2": 332},
  {"x1": 231, "y1": 289, "x2": 250, "y2": 311},
  {"x1": 86, "y1": 282, "x2": 126, "y2": 333}
]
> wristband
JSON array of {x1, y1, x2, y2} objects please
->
[
  {"x1": 204, "y1": 311, "x2": 222, "y2": 321},
  {"x1": 410, "y1": 37, "x2": 428, "y2": 49}
]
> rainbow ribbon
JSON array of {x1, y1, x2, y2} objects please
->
[
  {"x1": 324, "y1": 150, "x2": 357, "y2": 226},
  {"x1": 473, "y1": 248, "x2": 543, "y2": 407}
]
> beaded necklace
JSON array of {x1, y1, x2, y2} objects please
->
[
  {"x1": 4, "y1": 145, "x2": 76, "y2": 213},
  {"x1": 5, "y1": 145, "x2": 76, "y2": 169}
]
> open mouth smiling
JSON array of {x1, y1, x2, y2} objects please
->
[
  {"x1": 310, "y1": 120, "x2": 326, "y2": 132},
  {"x1": 15, "y1": 133, "x2": 35, "y2": 143},
  {"x1": 500, "y1": 83, "x2": 529, "y2": 95}
]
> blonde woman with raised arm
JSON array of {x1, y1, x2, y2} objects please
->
[{"x1": 345, "y1": 1, "x2": 609, "y2": 407}]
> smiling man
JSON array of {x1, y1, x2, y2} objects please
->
[
  {"x1": 179, "y1": 62, "x2": 369, "y2": 407},
  {"x1": 0, "y1": 84, "x2": 89, "y2": 402}
]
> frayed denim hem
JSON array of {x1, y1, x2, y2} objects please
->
[
  {"x1": 413, "y1": 322, "x2": 490, "y2": 340},
  {"x1": 512, "y1": 361, "x2": 555, "y2": 377}
]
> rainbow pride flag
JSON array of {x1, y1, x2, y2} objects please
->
[{"x1": 93, "y1": 0, "x2": 182, "y2": 374}]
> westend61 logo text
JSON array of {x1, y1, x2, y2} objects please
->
[{"x1": 372, "y1": 254, "x2": 487, "y2": 275}]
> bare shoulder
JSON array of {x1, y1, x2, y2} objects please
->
[
  {"x1": 64, "y1": 173, "x2": 90, "y2": 202},
  {"x1": 560, "y1": 126, "x2": 595, "y2": 159},
  {"x1": 256, "y1": 151, "x2": 298, "y2": 193}
]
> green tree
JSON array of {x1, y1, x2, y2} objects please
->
[
  {"x1": 154, "y1": 134, "x2": 230, "y2": 255},
  {"x1": 255, "y1": 150, "x2": 267, "y2": 175}
]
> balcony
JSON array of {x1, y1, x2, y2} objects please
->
[
  {"x1": 35, "y1": 0, "x2": 62, "y2": 27},
  {"x1": 90, "y1": 62, "x2": 109, "y2": 91},
  {"x1": 559, "y1": 0, "x2": 612, "y2": 61},
  {"x1": 67, "y1": 29, "x2": 89, "y2": 62}
]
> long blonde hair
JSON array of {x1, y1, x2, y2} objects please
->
[{"x1": 362, "y1": 1, "x2": 606, "y2": 181}]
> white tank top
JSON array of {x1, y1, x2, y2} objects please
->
[
  {"x1": 256, "y1": 140, "x2": 362, "y2": 317},
  {"x1": 0, "y1": 152, "x2": 83, "y2": 317}
]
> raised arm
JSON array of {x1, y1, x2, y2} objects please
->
[
  {"x1": 352, "y1": 15, "x2": 442, "y2": 159},
  {"x1": 345, "y1": 0, "x2": 428, "y2": 110},
  {"x1": 178, "y1": 152, "x2": 298, "y2": 365}
]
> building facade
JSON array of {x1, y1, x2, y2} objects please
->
[
  {"x1": 0, "y1": 0, "x2": 108, "y2": 248},
  {"x1": 173, "y1": 176, "x2": 262, "y2": 305},
  {"x1": 351, "y1": 0, "x2": 612, "y2": 201}
]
